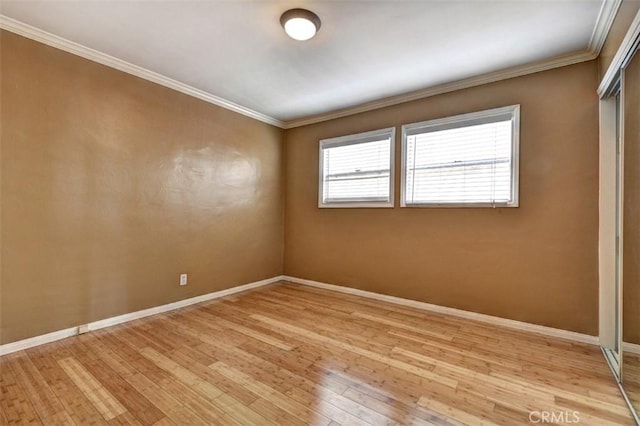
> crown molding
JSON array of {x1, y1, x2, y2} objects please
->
[
  {"x1": 284, "y1": 0, "x2": 620, "y2": 129},
  {"x1": 282, "y1": 50, "x2": 597, "y2": 129},
  {"x1": 0, "y1": 15, "x2": 286, "y2": 129},
  {"x1": 598, "y1": 8, "x2": 640, "y2": 96},
  {"x1": 589, "y1": 0, "x2": 623, "y2": 55},
  {"x1": 1, "y1": 0, "x2": 621, "y2": 130}
]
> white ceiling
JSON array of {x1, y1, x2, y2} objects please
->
[{"x1": 0, "y1": 1, "x2": 608, "y2": 125}]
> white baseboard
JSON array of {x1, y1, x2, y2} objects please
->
[
  {"x1": 283, "y1": 275, "x2": 600, "y2": 346},
  {"x1": 87, "y1": 275, "x2": 283, "y2": 331},
  {"x1": 4, "y1": 274, "x2": 627, "y2": 356},
  {"x1": 0, "y1": 327, "x2": 80, "y2": 357},
  {"x1": 0, "y1": 275, "x2": 284, "y2": 356},
  {"x1": 624, "y1": 342, "x2": 640, "y2": 355}
]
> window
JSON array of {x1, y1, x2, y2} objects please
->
[
  {"x1": 401, "y1": 105, "x2": 520, "y2": 207},
  {"x1": 319, "y1": 127, "x2": 395, "y2": 208}
]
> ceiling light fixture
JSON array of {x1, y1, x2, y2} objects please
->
[{"x1": 280, "y1": 8, "x2": 321, "y2": 41}]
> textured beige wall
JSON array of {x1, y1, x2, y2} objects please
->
[
  {"x1": 0, "y1": 24, "x2": 609, "y2": 344},
  {"x1": 284, "y1": 61, "x2": 600, "y2": 335},
  {"x1": 0, "y1": 31, "x2": 284, "y2": 344}
]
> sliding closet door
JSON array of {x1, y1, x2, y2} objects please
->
[
  {"x1": 615, "y1": 88, "x2": 623, "y2": 362},
  {"x1": 622, "y1": 46, "x2": 640, "y2": 416},
  {"x1": 600, "y1": 81, "x2": 623, "y2": 375}
]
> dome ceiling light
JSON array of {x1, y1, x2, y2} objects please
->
[{"x1": 280, "y1": 8, "x2": 321, "y2": 41}]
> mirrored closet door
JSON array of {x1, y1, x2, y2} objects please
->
[
  {"x1": 621, "y1": 43, "x2": 640, "y2": 423},
  {"x1": 600, "y1": 13, "x2": 640, "y2": 423}
]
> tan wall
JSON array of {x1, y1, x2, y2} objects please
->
[
  {"x1": 599, "y1": 0, "x2": 640, "y2": 79},
  {"x1": 623, "y1": 50, "x2": 640, "y2": 345},
  {"x1": 0, "y1": 31, "x2": 284, "y2": 344},
  {"x1": 0, "y1": 26, "x2": 609, "y2": 344},
  {"x1": 284, "y1": 61, "x2": 600, "y2": 335}
]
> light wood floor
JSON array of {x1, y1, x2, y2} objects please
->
[
  {"x1": 0, "y1": 282, "x2": 634, "y2": 425},
  {"x1": 625, "y1": 352, "x2": 640, "y2": 419}
]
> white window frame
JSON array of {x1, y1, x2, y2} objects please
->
[
  {"x1": 318, "y1": 127, "x2": 396, "y2": 208},
  {"x1": 400, "y1": 105, "x2": 520, "y2": 208}
]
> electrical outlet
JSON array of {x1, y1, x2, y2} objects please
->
[
  {"x1": 180, "y1": 273, "x2": 188, "y2": 286},
  {"x1": 78, "y1": 324, "x2": 90, "y2": 334}
]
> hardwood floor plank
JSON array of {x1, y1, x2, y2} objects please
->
[
  {"x1": 26, "y1": 345, "x2": 107, "y2": 425},
  {"x1": 139, "y1": 347, "x2": 220, "y2": 393},
  {"x1": 0, "y1": 356, "x2": 43, "y2": 425},
  {"x1": 251, "y1": 314, "x2": 459, "y2": 388},
  {"x1": 210, "y1": 360, "x2": 331, "y2": 425},
  {"x1": 139, "y1": 346, "x2": 274, "y2": 425},
  {"x1": 248, "y1": 397, "x2": 308, "y2": 426},
  {"x1": 125, "y1": 373, "x2": 208, "y2": 425},
  {"x1": 199, "y1": 310, "x2": 296, "y2": 351},
  {"x1": 417, "y1": 396, "x2": 497, "y2": 426},
  {"x1": 108, "y1": 412, "x2": 143, "y2": 425},
  {"x1": 57, "y1": 357, "x2": 127, "y2": 421},
  {"x1": 60, "y1": 337, "x2": 165, "y2": 425},
  {"x1": 5, "y1": 352, "x2": 74, "y2": 425},
  {"x1": 0, "y1": 282, "x2": 634, "y2": 425},
  {"x1": 554, "y1": 395, "x2": 634, "y2": 424},
  {"x1": 149, "y1": 417, "x2": 175, "y2": 426},
  {"x1": 204, "y1": 345, "x2": 366, "y2": 425}
]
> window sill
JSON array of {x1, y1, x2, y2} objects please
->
[
  {"x1": 400, "y1": 202, "x2": 519, "y2": 208},
  {"x1": 318, "y1": 202, "x2": 395, "y2": 209}
]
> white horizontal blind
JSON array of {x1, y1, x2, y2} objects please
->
[
  {"x1": 404, "y1": 108, "x2": 517, "y2": 206},
  {"x1": 322, "y1": 137, "x2": 392, "y2": 204}
]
